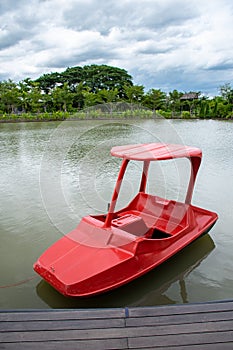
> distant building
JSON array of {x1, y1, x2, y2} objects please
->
[
  {"x1": 180, "y1": 93, "x2": 199, "y2": 114},
  {"x1": 180, "y1": 93, "x2": 199, "y2": 101}
]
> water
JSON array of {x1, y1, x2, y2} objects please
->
[{"x1": 0, "y1": 119, "x2": 232, "y2": 309}]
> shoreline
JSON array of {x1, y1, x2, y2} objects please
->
[{"x1": 0, "y1": 116, "x2": 232, "y2": 123}]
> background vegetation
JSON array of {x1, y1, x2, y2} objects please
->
[{"x1": 0, "y1": 64, "x2": 232, "y2": 121}]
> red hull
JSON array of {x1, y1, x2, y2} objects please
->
[
  {"x1": 34, "y1": 143, "x2": 218, "y2": 297},
  {"x1": 34, "y1": 194, "x2": 217, "y2": 297}
]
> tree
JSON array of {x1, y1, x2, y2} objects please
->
[
  {"x1": 205, "y1": 102, "x2": 210, "y2": 118},
  {"x1": 2, "y1": 64, "x2": 233, "y2": 118},
  {"x1": 82, "y1": 90, "x2": 102, "y2": 108},
  {"x1": 33, "y1": 64, "x2": 134, "y2": 107},
  {"x1": 72, "y1": 83, "x2": 85, "y2": 109},
  {"x1": 35, "y1": 65, "x2": 133, "y2": 97},
  {"x1": 168, "y1": 90, "x2": 182, "y2": 115},
  {"x1": 219, "y1": 83, "x2": 233, "y2": 116},
  {"x1": 212, "y1": 100, "x2": 218, "y2": 117},
  {"x1": 219, "y1": 83, "x2": 233, "y2": 104},
  {"x1": 18, "y1": 79, "x2": 31, "y2": 112},
  {"x1": 0, "y1": 80, "x2": 20, "y2": 113},
  {"x1": 199, "y1": 99, "x2": 211, "y2": 118},
  {"x1": 51, "y1": 83, "x2": 74, "y2": 112},
  {"x1": 36, "y1": 72, "x2": 62, "y2": 93},
  {"x1": 199, "y1": 100, "x2": 206, "y2": 118},
  {"x1": 81, "y1": 65, "x2": 133, "y2": 97},
  {"x1": 61, "y1": 66, "x2": 84, "y2": 91},
  {"x1": 124, "y1": 84, "x2": 144, "y2": 104},
  {"x1": 27, "y1": 81, "x2": 44, "y2": 113},
  {"x1": 217, "y1": 101, "x2": 228, "y2": 118},
  {"x1": 143, "y1": 89, "x2": 166, "y2": 111},
  {"x1": 97, "y1": 88, "x2": 119, "y2": 103}
]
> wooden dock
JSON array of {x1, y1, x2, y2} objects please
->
[{"x1": 1, "y1": 300, "x2": 233, "y2": 349}]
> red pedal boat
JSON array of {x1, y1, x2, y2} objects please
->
[{"x1": 34, "y1": 143, "x2": 218, "y2": 297}]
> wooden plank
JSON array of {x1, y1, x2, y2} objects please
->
[
  {"x1": 131, "y1": 343, "x2": 233, "y2": 350},
  {"x1": 1, "y1": 320, "x2": 233, "y2": 342},
  {"x1": 2, "y1": 340, "x2": 233, "y2": 350},
  {"x1": 126, "y1": 310, "x2": 233, "y2": 327},
  {"x1": 0, "y1": 319, "x2": 233, "y2": 336},
  {"x1": 0, "y1": 318, "x2": 125, "y2": 332},
  {"x1": 1, "y1": 301, "x2": 233, "y2": 349},
  {"x1": 0, "y1": 308, "x2": 125, "y2": 322},
  {"x1": 0, "y1": 338, "x2": 128, "y2": 350},
  {"x1": 128, "y1": 300, "x2": 233, "y2": 317},
  {"x1": 1, "y1": 328, "x2": 123, "y2": 342},
  {"x1": 0, "y1": 318, "x2": 124, "y2": 335},
  {"x1": 3, "y1": 305, "x2": 231, "y2": 331},
  {"x1": 1, "y1": 301, "x2": 232, "y2": 322},
  {"x1": 124, "y1": 320, "x2": 233, "y2": 337},
  {"x1": 128, "y1": 331, "x2": 233, "y2": 349}
]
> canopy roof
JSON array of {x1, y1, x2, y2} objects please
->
[{"x1": 111, "y1": 143, "x2": 202, "y2": 161}]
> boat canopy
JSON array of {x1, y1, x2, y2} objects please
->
[
  {"x1": 111, "y1": 143, "x2": 202, "y2": 161},
  {"x1": 103, "y1": 143, "x2": 203, "y2": 227}
]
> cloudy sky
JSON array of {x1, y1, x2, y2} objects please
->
[{"x1": 0, "y1": 0, "x2": 233, "y2": 96}]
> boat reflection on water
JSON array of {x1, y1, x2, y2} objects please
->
[{"x1": 36, "y1": 234, "x2": 215, "y2": 308}]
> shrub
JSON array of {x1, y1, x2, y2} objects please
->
[{"x1": 181, "y1": 111, "x2": 191, "y2": 119}]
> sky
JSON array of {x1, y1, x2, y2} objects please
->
[{"x1": 0, "y1": 0, "x2": 233, "y2": 96}]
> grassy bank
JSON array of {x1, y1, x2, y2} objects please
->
[{"x1": 0, "y1": 109, "x2": 206, "y2": 123}]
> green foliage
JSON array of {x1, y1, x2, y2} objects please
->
[
  {"x1": 216, "y1": 102, "x2": 228, "y2": 118},
  {"x1": 198, "y1": 100, "x2": 211, "y2": 119},
  {"x1": 36, "y1": 64, "x2": 133, "y2": 97},
  {"x1": 199, "y1": 101, "x2": 206, "y2": 118},
  {"x1": 156, "y1": 110, "x2": 172, "y2": 118},
  {"x1": 181, "y1": 111, "x2": 191, "y2": 119},
  {"x1": 143, "y1": 89, "x2": 166, "y2": 110},
  {"x1": 226, "y1": 112, "x2": 233, "y2": 119},
  {"x1": 97, "y1": 88, "x2": 119, "y2": 103},
  {"x1": 0, "y1": 80, "x2": 19, "y2": 113},
  {"x1": 212, "y1": 101, "x2": 218, "y2": 116},
  {"x1": 168, "y1": 90, "x2": 182, "y2": 114},
  {"x1": 83, "y1": 90, "x2": 102, "y2": 107},
  {"x1": 0, "y1": 111, "x2": 70, "y2": 122},
  {"x1": 219, "y1": 83, "x2": 233, "y2": 104},
  {"x1": 0, "y1": 64, "x2": 232, "y2": 120},
  {"x1": 123, "y1": 84, "x2": 144, "y2": 103},
  {"x1": 80, "y1": 65, "x2": 133, "y2": 96}
]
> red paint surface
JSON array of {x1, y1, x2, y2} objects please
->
[{"x1": 34, "y1": 143, "x2": 218, "y2": 297}]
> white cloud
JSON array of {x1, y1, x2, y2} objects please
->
[{"x1": 0, "y1": 0, "x2": 232, "y2": 95}]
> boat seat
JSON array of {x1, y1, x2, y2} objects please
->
[
  {"x1": 111, "y1": 214, "x2": 148, "y2": 236},
  {"x1": 116, "y1": 209, "x2": 185, "y2": 237}
]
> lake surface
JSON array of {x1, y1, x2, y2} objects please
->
[{"x1": 0, "y1": 118, "x2": 232, "y2": 309}]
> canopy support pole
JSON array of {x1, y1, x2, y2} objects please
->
[
  {"x1": 104, "y1": 159, "x2": 129, "y2": 228},
  {"x1": 139, "y1": 161, "x2": 150, "y2": 193},
  {"x1": 185, "y1": 156, "x2": 201, "y2": 205}
]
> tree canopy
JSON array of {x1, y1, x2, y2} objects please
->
[
  {"x1": 0, "y1": 64, "x2": 232, "y2": 119},
  {"x1": 36, "y1": 64, "x2": 133, "y2": 95}
]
